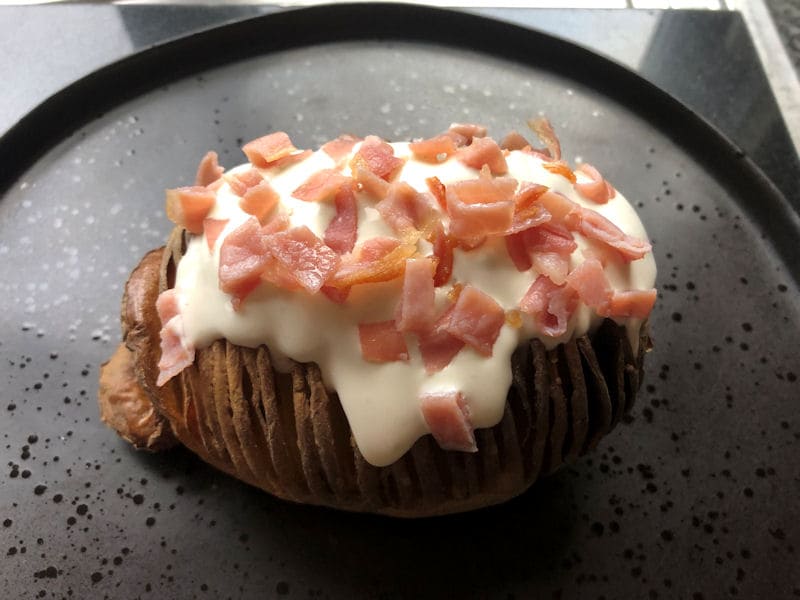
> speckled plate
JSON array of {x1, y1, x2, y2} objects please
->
[{"x1": 1, "y1": 4, "x2": 798, "y2": 599}]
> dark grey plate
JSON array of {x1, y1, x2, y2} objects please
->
[{"x1": 1, "y1": 5, "x2": 798, "y2": 599}]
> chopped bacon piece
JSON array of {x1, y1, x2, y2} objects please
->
[
  {"x1": 506, "y1": 224, "x2": 577, "y2": 274},
  {"x1": 240, "y1": 180, "x2": 280, "y2": 224},
  {"x1": 565, "y1": 258, "x2": 612, "y2": 308},
  {"x1": 292, "y1": 169, "x2": 351, "y2": 202},
  {"x1": 566, "y1": 205, "x2": 652, "y2": 261},
  {"x1": 358, "y1": 320, "x2": 409, "y2": 363},
  {"x1": 269, "y1": 149, "x2": 313, "y2": 169},
  {"x1": 507, "y1": 183, "x2": 551, "y2": 235},
  {"x1": 457, "y1": 137, "x2": 508, "y2": 175},
  {"x1": 156, "y1": 316, "x2": 195, "y2": 387},
  {"x1": 543, "y1": 161, "x2": 576, "y2": 183},
  {"x1": 322, "y1": 134, "x2": 361, "y2": 164},
  {"x1": 218, "y1": 217, "x2": 271, "y2": 307},
  {"x1": 448, "y1": 123, "x2": 488, "y2": 145},
  {"x1": 537, "y1": 190, "x2": 577, "y2": 224},
  {"x1": 409, "y1": 134, "x2": 457, "y2": 163},
  {"x1": 575, "y1": 163, "x2": 616, "y2": 204},
  {"x1": 264, "y1": 226, "x2": 340, "y2": 294},
  {"x1": 500, "y1": 130, "x2": 531, "y2": 151},
  {"x1": 599, "y1": 289, "x2": 657, "y2": 319},
  {"x1": 376, "y1": 182, "x2": 438, "y2": 236},
  {"x1": 261, "y1": 213, "x2": 290, "y2": 235},
  {"x1": 527, "y1": 117, "x2": 561, "y2": 161},
  {"x1": 446, "y1": 178, "x2": 515, "y2": 240},
  {"x1": 532, "y1": 251, "x2": 570, "y2": 285},
  {"x1": 242, "y1": 132, "x2": 296, "y2": 168},
  {"x1": 353, "y1": 165, "x2": 390, "y2": 201},
  {"x1": 156, "y1": 289, "x2": 180, "y2": 326},
  {"x1": 505, "y1": 232, "x2": 532, "y2": 271},
  {"x1": 350, "y1": 135, "x2": 406, "y2": 181},
  {"x1": 225, "y1": 168, "x2": 263, "y2": 197},
  {"x1": 520, "y1": 275, "x2": 579, "y2": 337},
  {"x1": 195, "y1": 151, "x2": 224, "y2": 187},
  {"x1": 420, "y1": 391, "x2": 477, "y2": 453},
  {"x1": 165, "y1": 186, "x2": 217, "y2": 234},
  {"x1": 203, "y1": 218, "x2": 229, "y2": 252},
  {"x1": 426, "y1": 176, "x2": 447, "y2": 211},
  {"x1": 328, "y1": 238, "x2": 416, "y2": 288},
  {"x1": 395, "y1": 258, "x2": 436, "y2": 334},
  {"x1": 442, "y1": 285, "x2": 505, "y2": 356},
  {"x1": 321, "y1": 285, "x2": 350, "y2": 304},
  {"x1": 419, "y1": 328, "x2": 465, "y2": 374},
  {"x1": 525, "y1": 223, "x2": 579, "y2": 254},
  {"x1": 429, "y1": 222, "x2": 454, "y2": 287},
  {"x1": 324, "y1": 184, "x2": 358, "y2": 254}
]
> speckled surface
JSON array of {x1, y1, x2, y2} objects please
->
[{"x1": 1, "y1": 7, "x2": 799, "y2": 600}]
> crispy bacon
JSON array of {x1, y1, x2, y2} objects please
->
[
  {"x1": 353, "y1": 165, "x2": 390, "y2": 201},
  {"x1": 500, "y1": 131, "x2": 531, "y2": 151},
  {"x1": 395, "y1": 258, "x2": 436, "y2": 334},
  {"x1": 598, "y1": 289, "x2": 657, "y2": 319},
  {"x1": 543, "y1": 161, "x2": 576, "y2": 183},
  {"x1": 240, "y1": 180, "x2": 280, "y2": 224},
  {"x1": 457, "y1": 137, "x2": 508, "y2": 175},
  {"x1": 322, "y1": 134, "x2": 361, "y2": 164},
  {"x1": 566, "y1": 205, "x2": 651, "y2": 261},
  {"x1": 507, "y1": 182, "x2": 551, "y2": 235},
  {"x1": 165, "y1": 186, "x2": 217, "y2": 234},
  {"x1": 426, "y1": 176, "x2": 447, "y2": 211},
  {"x1": 575, "y1": 163, "x2": 616, "y2": 204},
  {"x1": 527, "y1": 117, "x2": 561, "y2": 161},
  {"x1": 419, "y1": 330, "x2": 465, "y2": 374},
  {"x1": 324, "y1": 184, "x2": 358, "y2": 254},
  {"x1": 565, "y1": 258, "x2": 612, "y2": 308},
  {"x1": 442, "y1": 285, "x2": 505, "y2": 356},
  {"x1": 292, "y1": 169, "x2": 351, "y2": 202},
  {"x1": 429, "y1": 222, "x2": 455, "y2": 287},
  {"x1": 195, "y1": 151, "x2": 224, "y2": 187},
  {"x1": 328, "y1": 237, "x2": 416, "y2": 289},
  {"x1": 218, "y1": 217, "x2": 271, "y2": 307},
  {"x1": 242, "y1": 131, "x2": 296, "y2": 168},
  {"x1": 358, "y1": 320, "x2": 409, "y2": 362},
  {"x1": 225, "y1": 168, "x2": 263, "y2": 197},
  {"x1": 409, "y1": 134, "x2": 457, "y2": 163},
  {"x1": 203, "y1": 218, "x2": 229, "y2": 253},
  {"x1": 350, "y1": 135, "x2": 405, "y2": 181},
  {"x1": 420, "y1": 391, "x2": 477, "y2": 452},
  {"x1": 446, "y1": 178, "x2": 515, "y2": 240},
  {"x1": 376, "y1": 182, "x2": 438, "y2": 237},
  {"x1": 263, "y1": 226, "x2": 340, "y2": 294},
  {"x1": 519, "y1": 275, "x2": 578, "y2": 337}
]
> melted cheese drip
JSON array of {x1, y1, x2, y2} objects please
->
[{"x1": 174, "y1": 143, "x2": 657, "y2": 466}]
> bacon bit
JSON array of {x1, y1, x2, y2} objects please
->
[
  {"x1": 457, "y1": 137, "x2": 508, "y2": 175},
  {"x1": 395, "y1": 258, "x2": 436, "y2": 334},
  {"x1": 566, "y1": 205, "x2": 652, "y2": 261},
  {"x1": 350, "y1": 135, "x2": 406, "y2": 181},
  {"x1": 264, "y1": 226, "x2": 341, "y2": 294},
  {"x1": 195, "y1": 151, "x2": 224, "y2": 187},
  {"x1": 418, "y1": 329, "x2": 465, "y2": 374},
  {"x1": 242, "y1": 132, "x2": 297, "y2": 168},
  {"x1": 505, "y1": 232, "x2": 532, "y2": 271},
  {"x1": 322, "y1": 134, "x2": 361, "y2": 164},
  {"x1": 429, "y1": 222, "x2": 455, "y2": 287},
  {"x1": 218, "y1": 217, "x2": 271, "y2": 307},
  {"x1": 527, "y1": 117, "x2": 561, "y2": 161},
  {"x1": 538, "y1": 190, "x2": 577, "y2": 223},
  {"x1": 507, "y1": 184, "x2": 551, "y2": 235},
  {"x1": 409, "y1": 134, "x2": 457, "y2": 163},
  {"x1": 358, "y1": 320, "x2": 409, "y2": 363},
  {"x1": 447, "y1": 282, "x2": 464, "y2": 303},
  {"x1": 598, "y1": 289, "x2": 657, "y2": 319},
  {"x1": 156, "y1": 289, "x2": 180, "y2": 326},
  {"x1": 448, "y1": 123, "x2": 488, "y2": 145},
  {"x1": 261, "y1": 212, "x2": 290, "y2": 235},
  {"x1": 321, "y1": 285, "x2": 350, "y2": 304},
  {"x1": 203, "y1": 218, "x2": 229, "y2": 253},
  {"x1": 207, "y1": 178, "x2": 224, "y2": 192},
  {"x1": 525, "y1": 223, "x2": 579, "y2": 254},
  {"x1": 240, "y1": 180, "x2": 280, "y2": 224},
  {"x1": 500, "y1": 131, "x2": 531, "y2": 151},
  {"x1": 426, "y1": 176, "x2": 447, "y2": 211},
  {"x1": 519, "y1": 275, "x2": 578, "y2": 337},
  {"x1": 270, "y1": 149, "x2": 313, "y2": 170},
  {"x1": 443, "y1": 285, "x2": 505, "y2": 357},
  {"x1": 532, "y1": 251, "x2": 570, "y2": 286},
  {"x1": 328, "y1": 238, "x2": 417, "y2": 289},
  {"x1": 575, "y1": 163, "x2": 616, "y2": 204},
  {"x1": 225, "y1": 168, "x2": 263, "y2": 197},
  {"x1": 156, "y1": 316, "x2": 195, "y2": 387},
  {"x1": 446, "y1": 178, "x2": 515, "y2": 240},
  {"x1": 353, "y1": 165, "x2": 390, "y2": 201},
  {"x1": 543, "y1": 161, "x2": 576, "y2": 183},
  {"x1": 565, "y1": 258, "x2": 612, "y2": 308},
  {"x1": 505, "y1": 309, "x2": 523, "y2": 329},
  {"x1": 376, "y1": 182, "x2": 438, "y2": 237},
  {"x1": 324, "y1": 184, "x2": 358, "y2": 254},
  {"x1": 292, "y1": 169, "x2": 352, "y2": 202},
  {"x1": 165, "y1": 186, "x2": 217, "y2": 234},
  {"x1": 420, "y1": 391, "x2": 477, "y2": 453}
]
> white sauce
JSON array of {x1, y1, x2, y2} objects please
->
[{"x1": 174, "y1": 142, "x2": 657, "y2": 466}]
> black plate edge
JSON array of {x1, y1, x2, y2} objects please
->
[{"x1": 1, "y1": 3, "x2": 798, "y2": 284}]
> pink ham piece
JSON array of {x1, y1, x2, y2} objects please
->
[
  {"x1": 527, "y1": 117, "x2": 561, "y2": 160},
  {"x1": 566, "y1": 205, "x2": 652, "y2": 261},
  {"x1": 575, "y1": 163, "x2": 616, "y2": 204},
  {"x1": 353, "y1": 166, "x2": 390, "y2": 201},
  {"x1": 240, "y1": 180, "x2": 280, "y2": 224},
  {"x1": 409, "y1": 134, "x2": 457, "y2": 163},
  {"x1": 225, "y1": 168, "x2": 263, "y2": 197},
  {"x1": 520, "y1": 275, "x2": 579, "y2": 337},
  {"x1": 322, "y1": 134, "x2": 361, "y2": 164},
  {"x1": 242, "y1": 132, "x2": 296, "y2": 168},
  {"x1": 292, "y1": 169, "x2": 352, "y2": 202},
  {"x1": 442, "y1": 285, "x2": 505, "y2": 357},
  {"x1": 156, "y1": 289, "x2": 180, "y2": 325},
  {"x1": 599, "y1": 289, "x2": 657, "y2": 319},
  {"x1": 165, "y1": 186, "x2": 217, "y2": 235},
  {"x1": 565, "y1": 258, "x2": 612, "y2": 308},
  {"x1": 350, "y1": 135, "x2": 405, "y2": 181},
  {"x1": 195, "y1": 151, "x2": 224, "y2": 187},
  {"x1": 203, "y1": 218, "x2": 229, "y2": 253},
  {"x1": 446, "y1": 177, "x2": 515, "y2": 240},
  {"x1": 269, "y1": 149, "x2": 312, "y2": 169},
  {"x1": 156, "y1": 316, "x2": 195, "y2": 387},
  {"x1": 263, "y1": 226, "x2": 340, "y2": 294},
  {"x1": 376, "y1": 182, "x2": 438, "y2": 237},
  {"x1": 358, "y1": 320, "x2": 409, "y2": 363},
  {"x1": 457, "y1": 136, "x2": 508, "y2": 175},
  {"x1": 418, "y1": 303, "x2": 465, "y2": 373},
  {"x1": 420, "y1": 391, "x2": 477, "y2": 453},
  {"x1": 395, "y1": 257, "x2": 436, "y2": 334},
  {"x1": 324, "y1": 184, "x2": 358, "y2": 254},
  {"x1": 218, "y1": 217, "x2": 272, "y2": 309}
]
